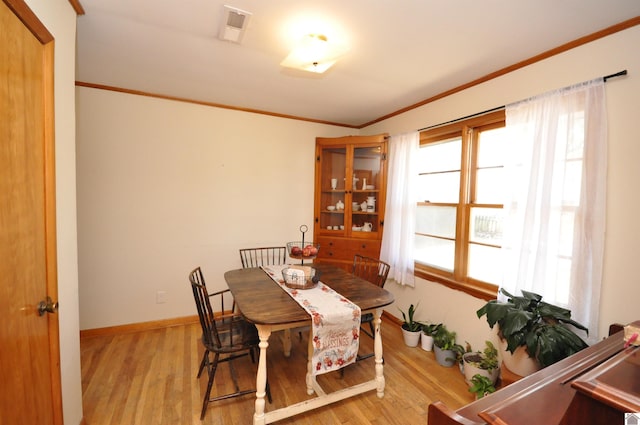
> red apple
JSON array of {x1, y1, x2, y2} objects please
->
[
  {"x1": 291, "y1": 246, "x2": 302, "y2": 255},
  {"x1": 308, "y1": 246, "x2": 318, "y2": 256},
  {"x1": 302, "y1": 247, "x2": 311, "y2": 257}
]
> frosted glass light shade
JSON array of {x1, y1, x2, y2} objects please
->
[{"x1": 280, "y1": 34, "x2": 346, "y2": 73}]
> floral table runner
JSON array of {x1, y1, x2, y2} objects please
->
[{"x1": 261, "y1": 265, "x2": 361, "y2": 375}]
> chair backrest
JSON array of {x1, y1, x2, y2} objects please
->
[
  {"x1": 352, "y1": 255, "x2": 390, "y2": 288},
  {"x1": 189, "y1": 267, "x2": 223, "y2": 349},
  {"x1": 239, "y1": 246, "x2": 287, "y2": 268},
  {"x1": 189, "y1": 267, "x2": 254, "y2": 351}
]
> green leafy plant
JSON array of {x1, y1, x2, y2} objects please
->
[
  {"x1": 477, "y1": 288, "x2": 589, "y2": 368},
  {"x1": 421, "y1": 322, "x2": 442, "y2": 336},
  {"x1": 433, "y1": 325, "x2": 457, "y2": 350},
  {"x1": 463, "y1": 341, "x2": 499, "y2": 371},
  {"x1": 398, "y1": 303, "x2": 422, "y2": 332},
  {"x1": 468, "y1": 374, "x2": 496, "y2": 399},
  {"x1": 450, "y1": 341, "x2": 471, "y2": 365}
]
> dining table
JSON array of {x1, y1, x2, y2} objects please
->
[{"x1": 224, "y1": 263, "x2": 395, "y2": 425}]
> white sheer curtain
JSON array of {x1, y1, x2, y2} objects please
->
[
  {"x1": 502, "y1": 78, "x2": 607, "y2": 343},
  {"x1": 380, "y1": 131, "x2": 419, "y2": 286}
]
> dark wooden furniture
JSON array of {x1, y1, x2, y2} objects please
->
[
  {"x1": 352, "y1": 254, "x2": 391, "y2": 289},
  {"x1": 313, "y1": 134, "x2": 388, "y2": 271},
  {"x1": 239, "y1": 246, "x2": 287, "y2": 268},
  {"x1": 351, "y1": 255, "x2": 390, "y2": 360},
  {"x1": 428, "y1": 322, "x2": 640, "y2": 425},
  {"x1": 224, "y1": 264, "x2": 395, "y2": 425},
  {"x1": 188, "y1": 267, "x2": 271, "y2": 420}
]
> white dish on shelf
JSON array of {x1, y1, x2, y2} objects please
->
[
  {"x1": 366, "y1": 185, "x2": 375, "y2": 190},
  {"x1": 327, "y1": 206, "x2": 336, "y2": 211},
  {"x1": 352, "y1": 226, "x2": 362, "y2": 231},
  {"x1": 353, "y1": 204, "x2": 360, "y2": 211}
]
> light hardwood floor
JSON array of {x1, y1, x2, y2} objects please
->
[{"x1": 81, "y1": 321, "x2": 475, "y2": 424}]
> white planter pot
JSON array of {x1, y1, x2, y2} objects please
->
[
  {"x1": 463, "y1": 353, "x2": 500, "y2": 386},
  {"x1": 402, "y1": 328, "x2": 421, "y2": 347},
  {"x1": 421, "y1": 333, "x2": 434, "y2": 351},
  {"x1": 499, "y1": 339, "x2": 541, "y2": 376}
]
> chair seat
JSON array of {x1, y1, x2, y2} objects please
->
[
  {"x1": 203, "y1": 315, "x2": 259, "y2": 354},
  {"x1": 361, "y1": 312, "x2": 374, "y2": 322}
]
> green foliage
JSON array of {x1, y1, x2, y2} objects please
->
[
  {"x1": 464, "y1": 341, "x2": 499, "y2": 371},
  {"x1": 468, "y1": 374, "x2": 496, "y2": 399},
  {"x1": 477, "y1": 288, "x2": 589, "y2": 368},
  {"x1": 398, "y1": 303, "x2": 422, "y2": 332},
  {"x1": 421, "y1": 322, "x2": 442, "y2": 336},
  {"x1": 433, "y1": 325, "x2": 457, "y2": 350},
  {"x1": 452, "y1": 341, "x2": 472, "y2": 364}
]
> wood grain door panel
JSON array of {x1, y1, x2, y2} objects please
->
[{"x1": 0, "y1": 1, "x2": 61, "y2": 423}]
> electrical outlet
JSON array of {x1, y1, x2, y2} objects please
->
[{"x1": 156, "y1": 290, "x2": 167, "y2": 304}]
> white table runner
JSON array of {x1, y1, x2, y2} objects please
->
[{"x1": 261, "y1": 265, "x2": 361, "y2": 375}]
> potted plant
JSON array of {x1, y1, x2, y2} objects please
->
[
  {"x1": 477, "y1": 288, "x2": 589, "y2": 376},
  {"x1": 433, "y1": 325, "x2": 457, "y2": 367},
  {"x1": 468, "y1": 374, "x2": 496, "y2": 399},
  {"x1": 452, "y1": 341, "x2": 472, "y2": 374},
  {"x1": 420, "y1": 322, "x2": 442, "y2": 351},
  {"x1": 399, "y1": 304, "x2": 422, "y2": 347},
  {"x1": 463, "y1": 341, "x2": 500, "y2": 385}
]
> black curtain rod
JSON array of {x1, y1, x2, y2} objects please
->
[
  {"x1": 603, "y1": 69, "x2": 627, "y2": 81},
  {"x1": 418, "y1": 69, "x2": 628, "y2": 132},
  {"x1": 417, "y1": 106, "x2": 504, "y2": 132}
]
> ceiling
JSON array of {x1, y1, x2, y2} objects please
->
[{"x1": 75, "y1": 1, "x2": 640, "y2": 128}]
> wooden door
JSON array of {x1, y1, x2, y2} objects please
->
[{"x1": 0, "y1": 1, "x2": 63, "y2": 424}]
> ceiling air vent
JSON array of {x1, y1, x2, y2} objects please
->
[{"x1": 218, "y1": 5, "x2": 252, "y2": 43}]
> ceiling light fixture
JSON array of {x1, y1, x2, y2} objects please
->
[{"x1": 280, "y1": 34, "x2": 347, "y2": 74}]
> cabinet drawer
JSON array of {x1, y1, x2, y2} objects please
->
[
  {"x1": 347, "y1": 239, "x2": 381, "y2": 258},
  {"x1": 317, "y1": 237, "x2": 348, "y2": 260}
]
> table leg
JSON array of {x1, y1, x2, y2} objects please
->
[
  {"x1": 306, "y1": 327, "x2": 315, "y2": 395},
  {"x1": 253, "y1": 325, "x2": 271, "y2": 425},
  {"x1": 282, "y1": 328, "x2": 292, "y2": 357},
  {"x1": 374, "y1": 308, "x2": 385, "y2": 398}
]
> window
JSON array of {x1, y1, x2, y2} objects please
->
[{"x1": 415, "y1": 110, "x2": 505, "y2": 299}]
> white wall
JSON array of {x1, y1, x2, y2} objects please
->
[
  {"x1": 24, "y1": 0, "x2": 83, "y2": 424},
  {"x1": 364, "y1": 25, "x2": 640, "y2": 349},
  {"x1": 76, "y1": 24, "x2": 640, "y2": 357},
  {"x1": 76, "y1": 89, "x2": 349, "y2": 329}
]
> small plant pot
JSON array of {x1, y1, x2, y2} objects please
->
[
  {"x1": 421, "y1": 333, "x2": 434, "y2": 351},
  {"x1": 402, "y1": 328, "x2": 421, "y2": 347},
  {"x1": 434, "y1": 345, "x2": 456, "y2": 367},
  {"x1": 463, "y1": 353, "x2": 500, "y2": 386}
]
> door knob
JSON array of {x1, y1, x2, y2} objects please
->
[{"x1": 38, "y1": 296, "x2": 59, "y2": 316}]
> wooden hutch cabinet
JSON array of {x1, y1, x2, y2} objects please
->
[{"x1": 313, "y1": 134, "x2": 388, "y2": 271}]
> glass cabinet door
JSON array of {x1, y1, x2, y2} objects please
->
[
  {"x1": 318, "y1": 146, "x2": 347, "y2": 232},
  {"x1": 350, "y1": 145, "x2": 384, "y2": 235}
]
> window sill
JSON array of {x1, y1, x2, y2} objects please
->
[{"x1": 414, "y1": 268, "x2": 498, "y2": 301}]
